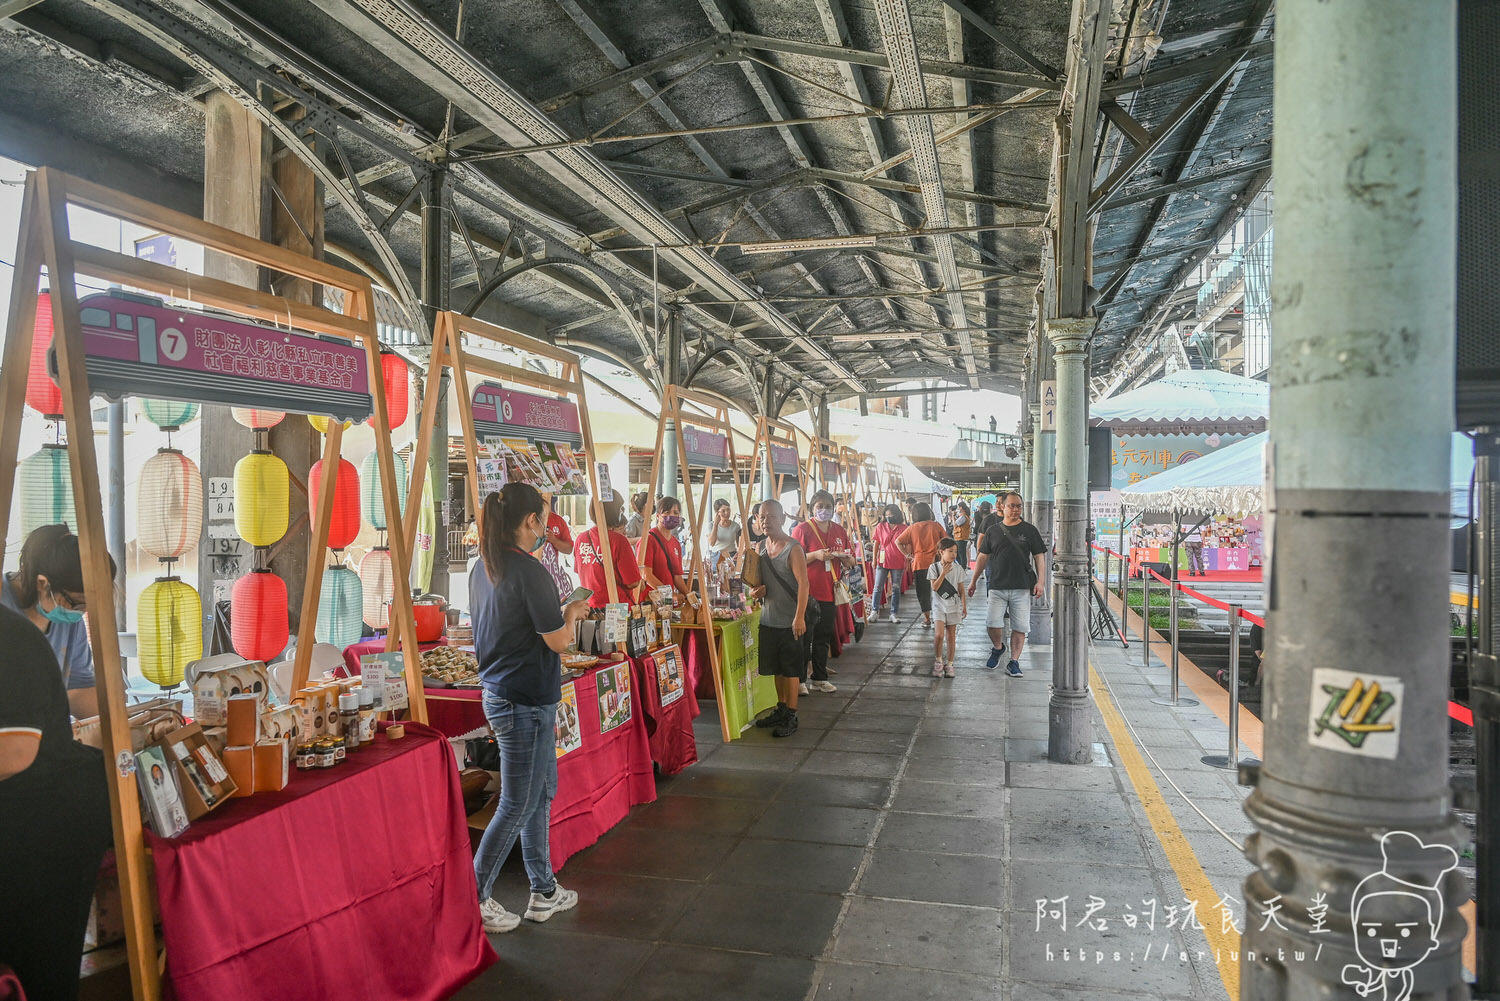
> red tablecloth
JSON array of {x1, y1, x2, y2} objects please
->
[
  {"x1": 145, "y1": 723, "x2": 494, "y2": 1001},
  {"x1": 415, "y1": 665, "x2": 657, "y2": 868},
  {"x1": 339, "y1": 636, "x2": 447, "y2": 677},
  {"x1": 831, "y1": 603, "x2": 855, "y2": 656},
  {"x1": 631, "y1": 649, "x2": 699, "y2": 775}
]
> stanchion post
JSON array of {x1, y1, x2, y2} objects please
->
[
  {"x1": 1151, "y1": 573, "x2": 1199, "y2": 709},
  {"x1": 1141, "y1": 569, "x2": 1151, "y2": 667},
  {"x1": 1203, "y1": 604, "x2": 1245, "y2": 769},
  {"x1": 1169, "y1": 578, "x2": 1181, "y2": 700}
]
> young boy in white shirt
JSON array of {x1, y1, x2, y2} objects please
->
[{"x1": 928, "y1": 538, "x2": 969, "y2": 677}]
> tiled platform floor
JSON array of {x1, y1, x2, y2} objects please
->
[{"x1": 455, "y1": 605, "x2": 1254, "y2": 1001}]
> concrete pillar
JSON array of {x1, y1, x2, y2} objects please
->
[
  {"x1": 266, "y1": 112, "x2": 324, "y2": 632},
  {"x1": 1047, "y1": 316, "x2": 1093, "y2": 764},
  {"x1": 201, "y1": 94, "x2": 323, "y2": 635},
  {"x1": 1241, "y1": 3, "x2": 1464, "y2": 998},
  {"x1": 420, "y1": 169, "x2": 450, "y2": 597},
  {"x1": 200, "y1": 93, "x2": 268, "y2": 634}
]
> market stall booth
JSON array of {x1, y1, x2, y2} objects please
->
[
  {"x1": 1089, "y1": 367, "x2": 1269, "y2": 558},
  {"x1": 1117, "y1": 430, "x2": 1476, "y2": 579},
  {"x1": 640, "y1": 386, "x2": 768, "y2": 742},
  {"x1": 402, "y1": 311, "x2": 673, "y2": 864},
  {"x1": 0, "y1": 169, "x2": 484, "y2": 1001}
]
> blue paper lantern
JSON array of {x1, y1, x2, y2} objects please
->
[{"x1": 315, "y1": 565, "x2": 364, "y2": 648}]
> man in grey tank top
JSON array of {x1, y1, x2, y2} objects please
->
[{"x1": 746, "y1": 500, "x2": 810, "y2": 737}]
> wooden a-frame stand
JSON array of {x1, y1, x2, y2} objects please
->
[
  {"x1": 750, "y1": 415, "x2": 807, "y2": 511},
  {"x1": 0, "y1": 168, "x2": 424, "y2": 1001},
  {"x1": 640, "y1": 385, "x2": 750, "y2": 743},
  {"x1": 403, "y1": 310, "x2": 619, "y2": 604}
]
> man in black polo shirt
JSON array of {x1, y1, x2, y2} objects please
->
[
  {"x1": 0, "y1": 603, "x2": 112, "y2": 1001},
  {"x1": 968, "y1": 492, "x2": 1047, "y2": 676}
]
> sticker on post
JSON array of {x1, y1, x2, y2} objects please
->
[
  {"x1": 1308, "y1": 667, "x2": 1402, "y2": 759},
  {"x1": 116, "y1": 749, "x2": 137, "y2": 778}
]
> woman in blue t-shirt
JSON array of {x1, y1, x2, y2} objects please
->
[
  {"x1": 0, "y1": 525, "x2": 116, "y2": 719},
  {"x1": 471, "y1": 483, "x2": 590, "y2": 934}
]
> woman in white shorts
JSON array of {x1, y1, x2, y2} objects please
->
[{"x1": 927, "y1": 538, "x2": 969, "y2": 677}]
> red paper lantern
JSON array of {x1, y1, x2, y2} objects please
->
[
  {"x1": 25, "y1": 291, "x2": 63, "y2": 418},
  {"x1": 309, "y1": 458, "x2": 360, "y2": 550},
  {"x1": 371, "y1": 352, "x2": 409, "y2": 430},
  {"x1": 231, "y1": 570, "x2": 289, "y2": 663}
]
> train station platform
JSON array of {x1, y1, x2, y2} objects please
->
[{"x1": 454, "y1": 608, "x2": 1261, "y2": 1001}]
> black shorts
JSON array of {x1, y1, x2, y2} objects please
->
[{"x1": 757, "y1": 624, "x2": 804, "y2": 677}]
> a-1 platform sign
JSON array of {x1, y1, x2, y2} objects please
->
[{"x1": 1040, "y1": 380, "x2": 1057, "y2": 431}]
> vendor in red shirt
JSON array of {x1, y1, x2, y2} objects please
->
[
  {"x1": 640, "y1": 495, "x2": 690, "y2": 602},
  {"x1": 573, "y1": 493, "x2": 642, "y2": 608},
  {"x1": 535, "y1": 495, "x2": 575, "y2": 602},
  {"x1": 791, "y1": 489, "x2": 853, "y2": 694}
]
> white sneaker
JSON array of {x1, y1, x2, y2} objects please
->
[
  {"x1": 524, "y1": 883, "x2": 579, "y2": 922},
  {"x1": 810, "y1": 680, "x2": 837, "y2": 693},
  {"x1": 887, "y1": 613, "x2": 900, "y2": 624},
  {"x1": 799, "y1": 682, "x2": 810, "y2": 695},
  {"x1": 479, "y1": 897, "x2": 521, "y2": 933}
]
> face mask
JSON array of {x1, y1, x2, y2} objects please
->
[
  {"x1": 41, "y1": 589, "x2": 83, "y2": 625},
  {"x1": 526, "y1": 519, "x2": 547, "y2": 552},
  {"x1": 814, "y1": 508, "x2": 833, "y2": 523},
  {"x1": 661, "y1": 515, "x2": 683, "y2": 531}
]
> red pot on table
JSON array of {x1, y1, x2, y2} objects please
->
[{"x1": 412, "y1": 600, "x2": 447, "y2": 642}]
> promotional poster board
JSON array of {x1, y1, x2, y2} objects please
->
[{"x1": 405, "y1": 312, "x2": 619, "y2": 602}]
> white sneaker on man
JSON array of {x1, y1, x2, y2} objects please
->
[
  {"x1": 525, "y1": 883, "x2": 579, "y2": 922},
  {"x1": 479, "y1": 898, "x2": 521, "y2": 933},
  {"x1": 809, "y1": 680, "x2": 837, "y2": 693},
  {"x1": 886, "y1": 613, "x2": 900, "y2": 624}
]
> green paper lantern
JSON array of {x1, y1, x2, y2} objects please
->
[
  {"x1": 360, "y1": 450, "x2": 408, "y2": 531},
  {"x1": 315, "y1": 566, "x2": 364, "y2": 649},
  {"x1": 139, "y1": 399, "x2": 200, "y2": 430},
  {"x1": 19, "y1": 444, "x2": 76, "y2": 537}
]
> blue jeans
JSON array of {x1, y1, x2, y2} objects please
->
[
  {"x1": 873, "y1": 566, "x2": 901, "y2": 615},
  {"x1": 474, "y1": 693, "x2": 558, "y2": 899}
]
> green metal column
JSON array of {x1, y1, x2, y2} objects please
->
[{"x1": 1241, "y1": 2, "x2": 1464, "y2": 997}]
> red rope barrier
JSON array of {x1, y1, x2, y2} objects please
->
[{"x1": 1104, "y1": 546, "x2": 1472, "y2": 727}]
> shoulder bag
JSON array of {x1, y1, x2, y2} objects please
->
[
  {"x1": 760, "y1": 541, "x2": 820, "y2": 629},
  {"x1": 993, "y1": 524, "x2": 1039, "y2": 589}
]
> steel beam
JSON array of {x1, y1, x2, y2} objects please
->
[
  {"x1": 305, "y1": 0, "x2": 863, "y2": 391},
  {"x1": 871, "y1": 0, "x2": 978, "y2": 387}
]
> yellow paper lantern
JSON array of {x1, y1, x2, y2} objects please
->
[
  {"x1": 360, "y1": 546, "x2": 395, "y2": 629},
  {"x1": 138, "y1": 577, "x2": 202, "y2": 688},
  {"x1": 138, "y1": 448, "x2": 203, "y2": 562},
  {"x1": 234, "y1": 450, "x2": 289, "y2": 547},
  {"x1": 308, "y1": 414, "x2": 353, "y2": 434}
]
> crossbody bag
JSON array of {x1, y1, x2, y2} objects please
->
[
  {"x1": 759, "y1": 541, "x2": 820, "y2": 628},
  {"x1": 993, "y1": 524, "x2": 1039, "y2": 589},
  {"x1": 805, "y1": 521, "x2": 853, "y2": 605}
]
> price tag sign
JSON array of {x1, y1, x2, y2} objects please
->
[{"x1": 603, "y1": 603, "x2": 629, "y2": 643}]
